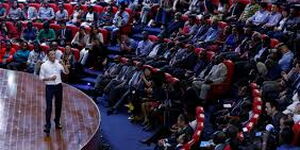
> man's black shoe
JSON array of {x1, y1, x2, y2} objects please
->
[{"x1": 55, "y1": 123, "x2": 63, "y2": 129}]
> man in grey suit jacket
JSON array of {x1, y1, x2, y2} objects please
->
[{"x1": 192, "y1": 55, "x2": 228, "y2": 100}]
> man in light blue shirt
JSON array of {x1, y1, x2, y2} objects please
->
[
  {"x1": 104, "y1": 4, "x2": 129, "y2": 44},
  {"x1": 278, "y1": 44, "x2": 294, "y2": 72},
  {"x1": 262, "y1": 4, "x2": 282, "y2": 29},
  {"x1": 136, "y1": 31, "x2": 153, "y2": 57},
  {"x1": 38, "y1": 2, "x2": 55, "y2": 21},
  {"x1": 246, "y1": 2, "x2": 269, "y2": 26}
]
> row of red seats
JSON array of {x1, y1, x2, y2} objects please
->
[
  {"x1": 182, "y1": 106, "x2": 205, "y2": 150},
  {"x1": 1, "y1": 42, "x2": 80, "y2": 61},
  {"x1": 238, "y1": 83, "x2": 262, "y2": 139}
]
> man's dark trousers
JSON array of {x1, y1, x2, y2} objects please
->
[{"x1": 45, "y1": 83, "x2": 63, "y2": 128}]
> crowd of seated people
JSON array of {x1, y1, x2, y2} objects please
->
[{"x1": 0, "y1": 0, "x2": 300, "y2": 149}]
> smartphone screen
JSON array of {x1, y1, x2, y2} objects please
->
[
  {"x1": 255, "y1": 132, "x2": 262, "y2": 137},
  {"x1": 200, "y1": 141, "x2": 210, "y2": 147},
  {"x1": 223, "y1": 104, "x2": 232, "y2": 108}
]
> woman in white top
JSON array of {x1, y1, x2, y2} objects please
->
[{"x1": 67, "y1": 4, "x2": 83, "y2": 26}]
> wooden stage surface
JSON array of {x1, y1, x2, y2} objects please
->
[{"x1": 0, "y1": 69, "x2": 101, "y2": 150}]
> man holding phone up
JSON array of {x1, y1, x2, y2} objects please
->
[{"x1": 39, "y1": 49, "x2": 69, "y2": 135}]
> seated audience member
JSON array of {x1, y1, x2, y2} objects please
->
[
  {"x1": 104, "y1": 4, "x2": 129, "y2": 44},
  {"x1": 155, "y1": 114, "x2": 193, "y2": 150},
  {"x1": 26, "y1": 42, "x2": 46, "y2": 74},
  {"x1": 0, "y1": 41, "x2": 16, "y2": 68},
  {"x1": 265, "y1": 100, "x2": 285, "y2": 132},
  {"x1": 9, "y1": 21, "x2": 23, "y2": 41},
  {"x1": 267, "y1": 8, "x2": 289, "y2": 39},
  {"x1": 278, "y1": 44, "x2": 294, "y2": 72},
  {"x1": 7, "y1": 42, "x2": 30, "y2": 71},
  {"x1": 7, "y1": 1, "x2": 23, "y2": 21},
  {"x1": 261, "y1": 4, "x2": 282, "y2": 32},
  {"x1": 146, "y1": 35, "x2": 166, "y2": 59},
  {"x1": 192, "y1": 54, "x2": 227, "y2": 100},
  {"x1": 81, "y1": 5, "x2": 98, "y2": 27},
  {"x1": 24, "y1": 2, "x2": 38, "y2": 21},
  {"x1": 37, "y1": 1, "x2": 55, "y2": 21},
  {"x1": 98, "y1": 5, "x2": 114, "y2": 27},
  {"x1": 136, "y1": 31, "x2": 153, "y2": 57},
  {"x1": 238, "y1": 0, "x2": 261, "y2": 22},
  {"x1": 161, "y1": 12, "x2": 185, "y2": 37},
  {"x1": 93, "y1": 62, "x2": 124, "y2": 97},
  {"x1": 0, "y1": 2, "x2": 7, "y2": 20},
  {"x1": 37, "y1": 21, "x2": 56, "y2": 44},
  {"x1": 216, "y1": 0, "x2": 229, "y2": 19},
  {"x1": 277, "y1": 127, "x2": 299, "y2": 150},
  {"x1": 106, "y1": 62, "x2": 146, "y2": 114},
  {"x1": 188, "y1": 15, "x2": 210, "y2": 44},
  {"x1": 197, "y1": 17, "x2": 220, "y2": 45},
  {"x1": 222, "y1": 25, "x2": 243, "y2": 52},
  {"x1": 174, "y1": 14, "x2": 199, "y2": 41},
  {"x1": 0, "y1": 22, "x2": 8, "y2": 41},
  {"x1": 71, "y1": 26, "x2": 88, "y2": 48},
  {"x1": 62, "y1": 45, "x2": 76, "y2": 82},
  {"x1": 48, "y1": 41, "x2": 63, "y2": 60},
  {"x1": 68, "y1": 4, "x2": 84, "y2": 26},
  {"x1": 225, "y1": 0, "x2": 244, "y2": 22},
  {"x1": 139, "y1": 0, "x2": 159, "y2": 25},
  {"x1": 56, "y1": 22, "x2": 73, "y2": 46},
  {"x1": 21, "y1": 21, "x2": 38, "y2": 43},
  {"x1": 120, "y1": 34, "x2": 138, "y2": 54},
  {"x1": 55, "y1": 3, "x2": 69, "y2": 24},
  {"x1": 246, "y1": 2, "x2": 269, "y2": 28}
]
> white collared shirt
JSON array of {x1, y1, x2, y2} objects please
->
[{"x1": 39, "y1": 60, "x2": 66, "y2": 85}]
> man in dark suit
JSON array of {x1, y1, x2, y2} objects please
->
[
  {"x1": 225, "y1": 0, "x2": 245, "y2": 22},
  {"x1": 56, "y1": 22, "x2": 72, "y2": 46}
]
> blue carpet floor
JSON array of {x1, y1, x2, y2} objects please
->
[{"x1": 98, "y1": 102, "x2": 155, "y2": 150}]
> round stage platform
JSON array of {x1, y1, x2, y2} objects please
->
[{"x1": 0, "y1": 69, "x2": 101, "y2": 150}]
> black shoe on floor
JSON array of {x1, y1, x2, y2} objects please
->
[
  {"x1": 55, "y1": 122, "x2": 63, "y2": 129},
  {"x1": 44, "y1": 125, "x2": 50, "y2": 135}
]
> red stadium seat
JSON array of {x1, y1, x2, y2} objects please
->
[
  {"x1": 148, "y1": 35, "x2": 158, "y2": 42},
  {"x1": 94, "y1": 5, "x2": 103, "y2": 14},
  {"x1": 163, "y1": 38, "x2": 171, "y2": 43},
  {"x1": 239, "y1": 0, "x2": 250, "y2": 5},
  {"x1": 270, "y1": 38, "x2": 280, "y2": 48},
  {"x1": 71, "y1": 48, "x2": 80, "y2": 61},
  {"x1": 81, "y1": 5, "x2": 88, "y2": 12},
  {"x1": 250, "y1": 82, "x2": 259, "y2": 89},
  {"x1": 12, "y1": 43, "x2": 20, "y2": 50},
  {"x1": 252, "y1": 89, "x2": 261, "y2": 97},
  {"x1": 28, "y1": 3, "x2": 41, "y2": 10},
  {"x1": 181, "y1": 15, "x2": 189, "y2": 22},
  {"x1": 194, "y1": 48, "x2": 203, "y2": 55},
  {"x1": 40, "y1": 45, "x2": 50, "y2": 52},
  {"x1": 104, "y1": 6, "x2": 118, "y2": 13},
  {"x1": 33, "y1": 22, "x2": 43, "y2": 29},
  {"x1": 67, "y1": 25, "x2": 79, "y2": 37},
  {"x1": 218, "y1": 21, "x2": 228, "y2": 29},
  {"x1": 50, "y1": 23, "x2": 61, "y2": 31},
  {"x1": 5, "y1": 21, "x2": 16, "y2": 32},
  {"x1": 28, "y1": 44, "x2": 34, "y2": 50},
  {"x1": 119, "y1": 57, "x2": 129, "y2": 64},
  {"x1": 206, "y1": 51, "x2": 215, "y2": 61},
  {"x1": 64, "y1": 3, "x2": 73, "y2": 15},
  {"x1": 48, "y1": 3, "x2": 58, "y2": 12},
  {"x1": 206, "y1": 60, "x2": 235, "y2": 100},
  {"x1": 2, "y1": 3, "x2": 10, "y2": 13}
]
